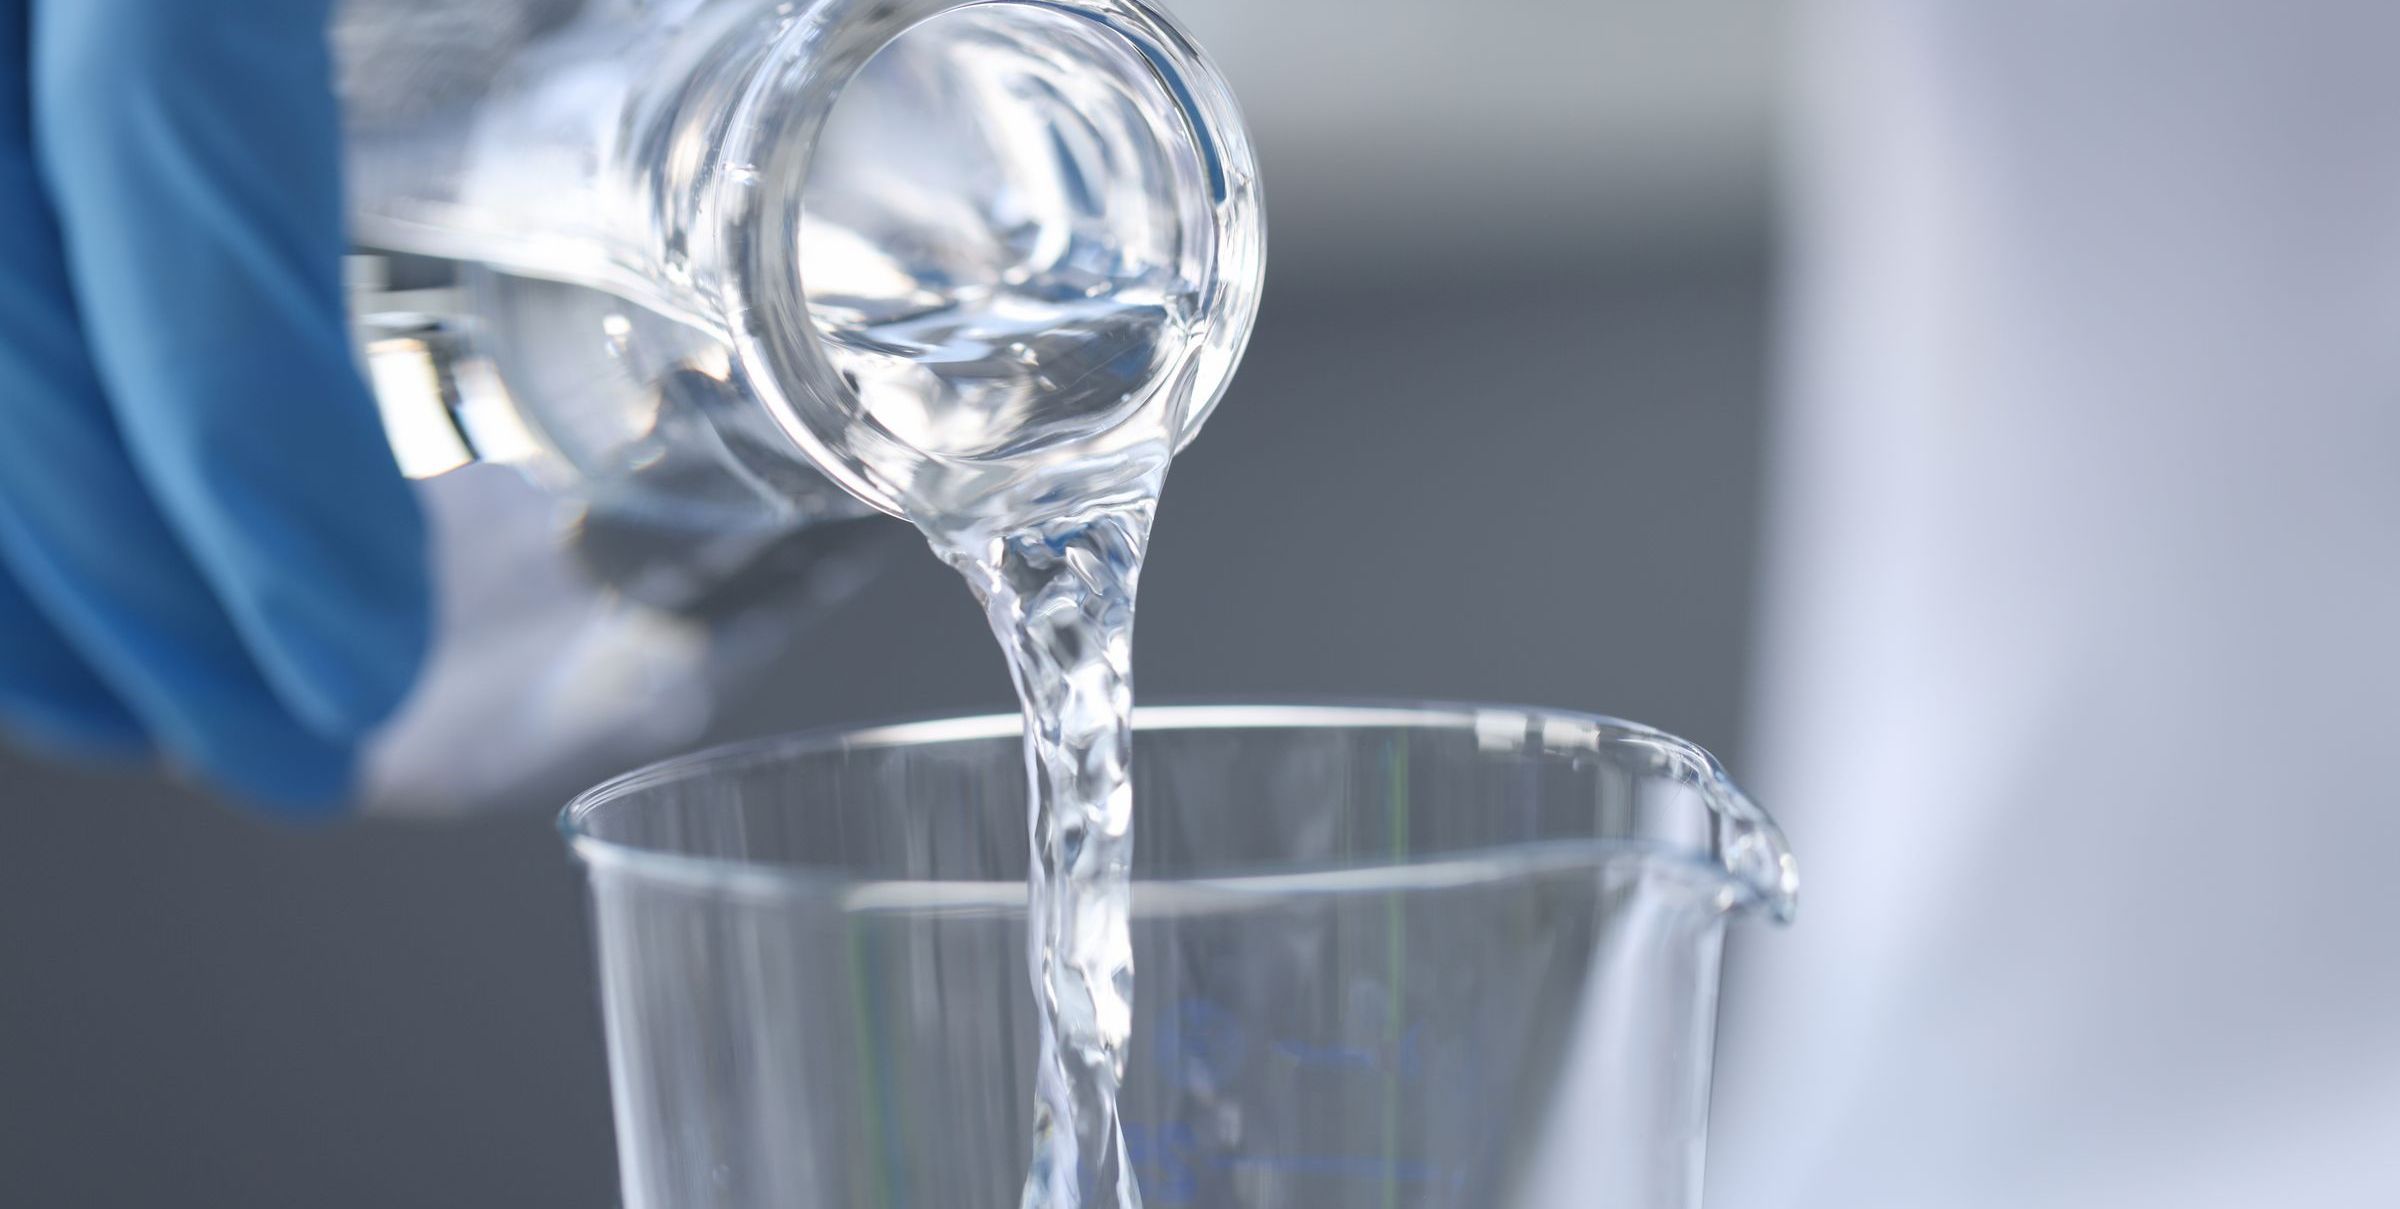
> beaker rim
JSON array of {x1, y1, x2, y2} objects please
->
[{"x1": 559, "y1": 699, "x2": 1798, "y2": 921}]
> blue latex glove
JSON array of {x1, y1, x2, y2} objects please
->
[{"x1": 0, "y1": 0, "x2": 430, "y2": 816}]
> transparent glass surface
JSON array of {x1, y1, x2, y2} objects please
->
[{"x1": 564, "y1": 704, "x2": 1797, "y2": 1209}]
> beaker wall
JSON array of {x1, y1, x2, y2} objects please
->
[{"x1": 566, "y1": 703, "x2": 1796, "y2": 1209}]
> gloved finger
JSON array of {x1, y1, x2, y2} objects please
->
[
  {"x1": 29, "y1": 0, "x2": 430, "y2": 738},
  {"x1": 0, "y1": 222, "x2": 359, "y2": 811},
  {"x1": 0, "y1": 5, "x2": 357, "y2": 814},
  {"x1": 0, "y1": 564, "x2": 148, "y2": 758}
]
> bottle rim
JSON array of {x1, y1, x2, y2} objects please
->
[{"x1": 712, "y1": 0, "x2": 1267, "y2": 521}]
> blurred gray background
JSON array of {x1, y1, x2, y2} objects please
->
[{"x1": 0, "y1": 1, "x2": 1783, "y2": 1204}]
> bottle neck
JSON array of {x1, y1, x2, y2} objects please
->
[{"x1": 345, "y1": 0, "x2": 1262, "y2": 529}]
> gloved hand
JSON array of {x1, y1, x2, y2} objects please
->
[{"x1": 0, "y1": 0, "x2": 429, "y2": 816}]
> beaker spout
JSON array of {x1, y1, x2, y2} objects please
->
[{"x1": 1714, "y1": 782, "x2": 1800, "y2": 924}]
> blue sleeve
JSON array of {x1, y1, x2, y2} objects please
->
[{"x1": 0, "y1": 0, "x2": 430, "y2": 813}]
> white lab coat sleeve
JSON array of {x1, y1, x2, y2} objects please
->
[{"x1": 1709, "y1": 3, "x2": 2400, "y2": 1205}]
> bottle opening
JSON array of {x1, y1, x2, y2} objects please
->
[
  {"x1": 726, "y1": 0, "x2": 1263, "y2": 519},
  {"x1": 801, "y1": 3, "x2": 1211, "y2": 463}
]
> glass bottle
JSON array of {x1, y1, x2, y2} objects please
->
[{"x1": 331, "y1": 0, "x2": 1264, "y2": 810}]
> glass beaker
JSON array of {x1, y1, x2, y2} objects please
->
[{"x1": 563, "y1": 704, "x2": 1797, "y2": 1209}]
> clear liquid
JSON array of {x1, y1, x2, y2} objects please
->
[
  {"x1": 816, "y1": 13, "x2": 1206, "y2": 1205},
  {"x1": 927, "y1": 495, "x2": 1158, "y2": 1209}
]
